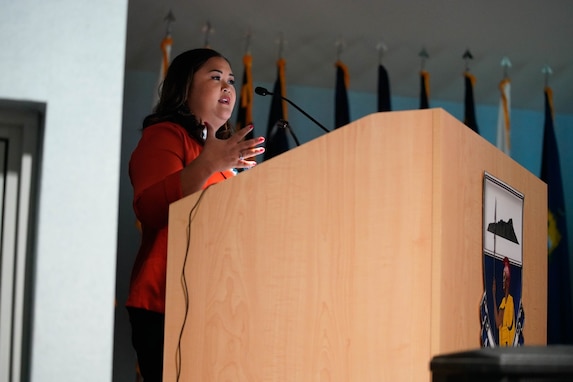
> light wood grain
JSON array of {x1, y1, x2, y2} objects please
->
[{"x1": 165, "y1": 109, "x2": 546, "y2": 381}]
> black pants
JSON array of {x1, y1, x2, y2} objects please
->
[{"x1": 127, "y1": 307, "x2": 165, "y2": 382}]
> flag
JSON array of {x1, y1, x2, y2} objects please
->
[
  {"x1": 496, "y1": 78, "x2": 511, "y2": 156},
  {"x1": 235, "y1": 53, "x2": 254, "y2": 139},
  {"x1": 263, "y1": 58, "x2": 289, "y2": 161},
  {"x1": 152, "y1": 32, "x2": 173, "y2": 109},
  {"x1": 420, "y1": 70, "x2": 430, "y2": 109},
  {"x1": 377, "y1": 64, "x2": 391, "y2": 112},
  {"x1": 541, "y1": 87, "x2": 573, "y2": 344},
  {"x1": 139, "y1": 30, "x2": 173, "y2": 233},
  {"x1": 335, "y1": 60, "x2": 350, "y2": 128},
  {"x1": 463, "y1": 71, "x2": 479, "y2": 133}
]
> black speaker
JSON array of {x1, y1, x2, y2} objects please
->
[{"x1": 430, "y1": 346, "x2": 573, "y2": 382}]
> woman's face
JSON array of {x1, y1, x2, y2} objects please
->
[{"x1": 187, "y1": 56, "x2": 236, "y2": 128}]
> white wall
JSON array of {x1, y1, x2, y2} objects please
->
[{"x1": 0, "y1": 0, "x2": 127, "y2": 380}]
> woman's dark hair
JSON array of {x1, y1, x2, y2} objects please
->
[{"x1": 143, "y1": 48, "x2": 234, "y2": 142}]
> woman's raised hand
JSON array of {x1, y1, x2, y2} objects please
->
[{"x1": 202, "y1": 122, "x2": 265, "y2": 171}]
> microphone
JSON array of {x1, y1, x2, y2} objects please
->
[{"x1": 254, "y1": 86, "x2": 330, "y2": 133}]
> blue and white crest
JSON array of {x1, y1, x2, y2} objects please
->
[{"x1": 482, "y1": 172, "x2": 524, "y2": 347}]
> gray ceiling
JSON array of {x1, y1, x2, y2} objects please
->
[{"x1": 125, "y1": 0, "x2": 573, "y2": 114}]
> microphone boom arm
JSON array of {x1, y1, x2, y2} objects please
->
[
  {"x1": 281, "y1": 97, "x2": 330, "y2": 133},
  {"x1": 255, "y1": 86, "x2": 330, "y2": 133}
]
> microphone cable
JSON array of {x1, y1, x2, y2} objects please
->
[{"x1": 176, "y1": 185, "x2": 211, "y2": 382}]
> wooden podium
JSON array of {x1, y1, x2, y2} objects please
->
[{"x1": 164, "y1": 109, "x2": 547, "y2": 381}]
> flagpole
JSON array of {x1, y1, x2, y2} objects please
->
[
  {"x1": 376, "y1": 42, "x2": 387, "y2": 66},
  {"x1": 202, "y1": 21, "x2": 214, "y2": 48},
  {"x1": 336, "y1": 37, "x2": 345, "y2": 62},
  {"x1": 501, "y1": 57, "x2": 511, "y2": 80},
  {"x1": 152, "y1": 10, "x2": 176, "y2": 109},
  {"x1": 419, "y1": 46, "x2": 429, "y2": 71},
  {"x1": 164, "y1": 9, "x2": 175, "y2": 35},
  {"x1": 542, "y1": 65, "x2": 553, "y2": 88},
  {"x1": 276, "y1": 32, "x2": 285, "y2": 60},
  {"x1": 244, "y1": 28, "x2": 252, "y2": 55},
  {"x1": 463, "y1": 49, "x2": 473, "y2": 72}
]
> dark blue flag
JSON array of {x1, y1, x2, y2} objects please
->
[
  {"x1": 263, "y1": 58, "x2": 289, "y2": 161},
  {"x1": 335, "y1": 60, "x2": 350, "y2": 129},
  {"x1": 420, "y1": 70, "x2": 430, "y2": 109},
  {"x1": 377, "y1": 64, "x2": 391, "y2": 112},
  {"x1": 463, "y1": 71, "x2": 479, "y2": 133},
  {"x1": 541, "y1": 87, "x2": 573, "y2": 344}
]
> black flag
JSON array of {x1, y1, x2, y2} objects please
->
[{"x1": 263, "y1": 58, "x2": 289, "y2": 161}]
